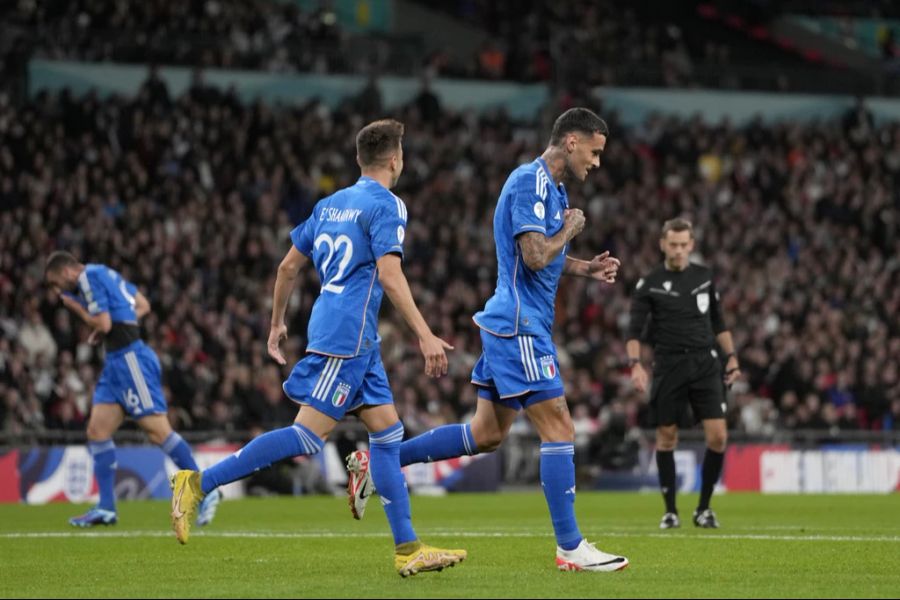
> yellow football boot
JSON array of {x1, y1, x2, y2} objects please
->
[
  {"x1": 394, "y1": 542, "x2": 467, "y2": 577},
  {"x1": 170, "y1": 470, "x2": 202, "y2": 544}
]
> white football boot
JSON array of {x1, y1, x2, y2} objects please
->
[
  {"x1": 556, "y1": 539, "x2": 629, "y2": 572},
  {"x1": 346, "y1": 450, "x2": 375, "y2": 520}
]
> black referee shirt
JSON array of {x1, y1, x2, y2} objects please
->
[{"x1": 628, "y1": 262, "x2": 726, "y2": 353}]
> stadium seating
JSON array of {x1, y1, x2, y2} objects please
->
[{"x1": 1, "y1": 79, "x2": 898, "y2": 441}]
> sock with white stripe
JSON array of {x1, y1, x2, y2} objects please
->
[
  {"x1": 201, "y1": 423, "x2": 323, "y2": 495},
  {"x1": 399, "y1": 423, "x2": 476, "y2": 466},
  {"x1": 540, "y1": 442, "x2": 582, "y2": 551},
  {"x1": 88, "y1": 440, "x2": 117, "y2": 512},
  {"x1": 159, "y1": 432, "x2": 199, "y2": 471},
  {"x1": 369, "y1": 422, "x2": 417, "y2": 545}
]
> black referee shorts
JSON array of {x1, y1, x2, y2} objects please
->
[{"x1": 648, "y1": 349, "x2": 726, "y2": 427}]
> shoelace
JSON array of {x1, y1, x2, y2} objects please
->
[
  {"x1": 578, "y1": 539, "x2": 622, "y2": 562},
  {"x1": 580, "y1": 540, "x2": 603, "y2": 556}
]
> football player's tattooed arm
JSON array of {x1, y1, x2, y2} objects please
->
[
  {"x1": 518, "y1": 208, "x2": 585, "y2": 271},
  {"x1": 267, "y1": 246, "x2": 310, "y2": 365},
  {"x1": 563, "y1": 256, "x2": 589, "y2": 276},
  {"x1": 563, "y1": 252, "x2": 620, "y2": 282}
]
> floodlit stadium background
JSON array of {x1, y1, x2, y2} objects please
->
[{"x1": 0, "y1": 0, "x2": 898, "y2": 572}]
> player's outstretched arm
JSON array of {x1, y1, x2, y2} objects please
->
[
  {"x1": 376, "y1": 253, "x2": 453, "y2": 378},
  {"x1": 563, "y1": 251, "x2": 620, "y2": 282},
  {"x1": 518, "y1": 208, "x2": 585, "y2": 271},
  {"x1": 268, "y1": 246, "x2": 309, "y2": 365}
]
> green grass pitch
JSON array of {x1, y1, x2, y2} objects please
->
[{"x1": 1, "y1": 492, "x2": 898, "y2": 598}]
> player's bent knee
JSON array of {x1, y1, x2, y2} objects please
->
[
  {"x1": 86, "y1": 422, "x2": 111, "y2": 441},
  {"x1": 474, "y1": 428, "x2": 506, "y2": 452},
  {"x1": 147, "y1": 430, "x2": 168, "y2": 446},
  {"x1": 535, "y1": 416, "x2": 574, "y2": 443},
  {"x1": 542, "y1": 424, "x2": 575, "y2": 443}
]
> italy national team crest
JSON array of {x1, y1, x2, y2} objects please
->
[
  {"x1": 331, "y1": 382, "x2": 351, "y2": 407},
  {"x1": 540, "y1": 356, "x2": 556, "y2": 379}
]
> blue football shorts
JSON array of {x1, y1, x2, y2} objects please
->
[
  {"x1": 282, "y1": 347, "x2": 393, "y2": 420},
  {"x1": 470, "y1": 329, "x2": 565, "y2": 410},
  {"x1": 93, "y1": 340, "x2": 168, "y2": 418}
]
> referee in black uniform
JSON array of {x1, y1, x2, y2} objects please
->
[{"x1": 626, "y1": 218, "x2": 741, "y2": 529}]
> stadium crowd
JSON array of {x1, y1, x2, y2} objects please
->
[
  {"x1": 2, "y1": 0, "x2": 355, "y2": 74},
  {"x1": 1, "y1": 74, "x2": 899, "y2": 451},
  {"x1": 2, "y1": 0, "x2": 719, "y2": 88},
  {"x1": 439, "y1": 0, "x2": 699, "y2": 86},
  {"x1": 7, "y1": 0, "x2": 887, "y2": 97}
]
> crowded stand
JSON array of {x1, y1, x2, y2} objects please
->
[{"x1": 2, "y1": 76, "x2": 898, "y2": 447}]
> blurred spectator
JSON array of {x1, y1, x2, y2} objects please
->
[
  {"x1": 139, "y1": 64, "x2": 171, "y2": 108},
  {"x1": 413, "y1": 76, "x2": 442, "y2": 126},
  {"x1": 879, "y1": 26, "x2": 898, "y2": 60},
  {"x1": 351, "y1": 74, "x2": 384, "y2": 121},
  {"x1": 477, "y1": 41, "x2": 506, "y2": 79},
  {"x1": 18, "y1": 305, "x2": 57, "y2": 366}
]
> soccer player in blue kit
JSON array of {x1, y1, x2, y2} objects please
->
[
  {"x1": 347, "y1": 108, "x2": 629, "y2": 572},
  {"x1": 44, "y1": 252, "x2": 222, "y2": 527},
  {"x1": 169, "y1": 119, "x2": 466, "y2": 577}
]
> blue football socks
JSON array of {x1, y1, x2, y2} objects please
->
[
  {"x1": 540, "y1": 442, "x2": 583, "y2": 551},
  {"x1": 160, "y1": 432, "x2": 199, "y2": 471},
  {"x1": 201, "y1": 423, "x2": 323, "y2": 495},
  {"x1": 88, "y1": 439, "x2": 117, "y2": 512},
  {"x1": 399, "y1": 423, "x2": 476, "y2": 466},
  {"x1": 369, "y1": 422, "x2": 417, "y2": 545}
]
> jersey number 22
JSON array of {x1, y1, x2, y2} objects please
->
[{"x1": 315, "y1": 233, "x2": 353, "y2": 294}]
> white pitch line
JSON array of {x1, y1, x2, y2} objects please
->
[{"x1": 2, "y1": 530, "x2": 898, "y2": 543}]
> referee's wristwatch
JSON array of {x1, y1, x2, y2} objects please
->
[{"x1": 627, "y1": 357, "x2": 641, "y2": 367}]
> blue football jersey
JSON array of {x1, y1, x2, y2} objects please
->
[
  {"x1": 474, "y1": 158, "x2": 569, "y2": 338},
  {"x1": 291, "y1": 176, "x2": 407, "y2": 357},
  {"x1": 76, "y1": 264, "x2": 139, "y2": 324}
]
